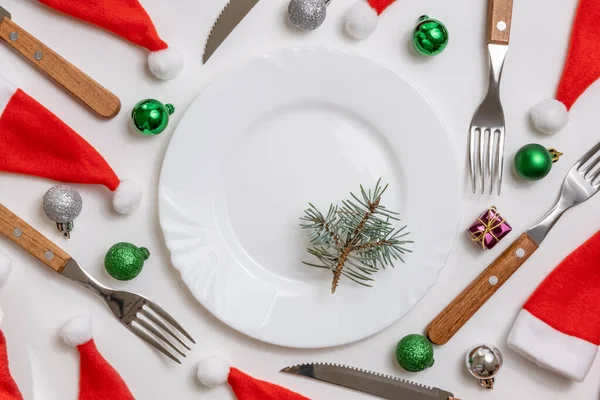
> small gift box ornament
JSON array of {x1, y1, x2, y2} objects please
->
[{"x1": 468, "y1": 207, "x2": 512, "y2": 250}]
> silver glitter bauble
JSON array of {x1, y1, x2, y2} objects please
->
[
  {"x1": 466, "y1": 344, "x2": 503, "y2": 389},
  {"x1": 43, "y1": 185, "x2": 82, "y2": 239},
  {"x1": 288, "y1": 0, "x2": 328, "y2": 31}
]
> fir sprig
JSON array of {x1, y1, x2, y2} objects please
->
[{"x1": 300, "y1": 179, "x2": 412, "y2": 294}]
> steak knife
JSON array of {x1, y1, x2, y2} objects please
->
[
  {"x1": 203, "y1": 0, "x2": 259, "y2": 63},
  {"x1": 282, "y1": 363, "x2": 459, "y2": 400},
  {"x1": 0, "y1": 5, "x2": 120, "y2": 118}
]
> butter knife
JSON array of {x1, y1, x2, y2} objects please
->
[
  {"x1": 203, "y1": 0, "x2": 259, "y2": 63},
  {"x1": 282, "y1": 363, "x2": 459, "y2": 400},
  {"x1": 0, "y1": 5, "x2": 120, "y2": 118}
]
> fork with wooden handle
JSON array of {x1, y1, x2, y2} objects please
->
[
  {"x1": 0, "y1": 202, "x2": 194, "y2": 362},
  {"x1": 428, "y1": 141, "x2": 600, "y2": 345},
  {"x1": 0, "y1": 7, "x2": 120, "y2": 119}
]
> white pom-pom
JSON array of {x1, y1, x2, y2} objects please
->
[
  {"x1": 196, "y1": 350, "x2": 231, "y2": 388},
  {"x1": 148, "y1": 47, "x2": 183, "y2": 80},
  {"x1": 113, "y1": 180, "x2": 142, "y2": 215},
  {"x1": 60, "y1": 316, "x2": 93, "y2": 347},
  {"x1": 531, "y1": 99, "x2": 569, "y2": 135},
  {"x1": 0, "y1": 253, "x2": 12, "y2": 287},
  {"x1": 345, "y1": 1, "x2": 379, "y2": 40}
]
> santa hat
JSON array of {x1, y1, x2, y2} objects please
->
[
  {"x1": 345, "y1": 0, "x2": 396, "y2": 40},
  {"x1": 530, "y1": 0, "x2": 600, "y2": 134},
  {"x1": 197, "y1": 351, "x2": 310, "y2": 400},
  {"x1": 0, "y1": 256, "x2": 22, "y2": 400},
  {"x1": 37, "y1": 0, "x2": 183, "y2": 80},
  {"x1": 60, "y1": 316, "x2": 135, "y2": 399},
  {"x1": 0, "y1": 75, "x2": 142, "y2": 215},
  {"x1": 507, "y1": 230, "x2": 600, "y2": 382}
]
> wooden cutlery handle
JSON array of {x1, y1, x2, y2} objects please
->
[
  {"x1": 487, "y1": 0, "x2": 513, "y2": 45},
  {"x1": 0, "y1": 17, "x2": 121, "y2": 119},
  {"x1": 427, "y1": 232, "x2": 538, "y2": 345},
  {"x1": 0, "y1": 203, "x2": 71, "y2": 273}
]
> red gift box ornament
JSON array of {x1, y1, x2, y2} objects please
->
[{"x1": 468, "y1": 207, "x2": 512, "y2": 250}]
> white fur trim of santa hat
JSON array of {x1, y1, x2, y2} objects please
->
[
  {"x1": 530, "y1": 99, "x2": 569, "y2": 135},
  {"x1": 345, "y1": 1, "x2": 380, "y2": 40},
  {"x1": 113, "y1": 180, "x2": 143, "y2": 215},
  {"x1": 148, "y1": 48, "x2": 184, "y2": 80},
  {"x1": 508, "y1": 309, "x2": 597, "y2": 382},
  {"x1": 196, "y1": 350, "x2": 232, "y2": 389},
  {"x1": 60, "y1": 315, "x2": 93, "y2": 347},
  {"x1": 0, "y1": 253, "x2": 12, "y2": 287}
]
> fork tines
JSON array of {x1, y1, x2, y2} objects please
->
[
  {"x1": 129, "y1": 300, "x2": 195, "y2": 364},
  {"x1": 577, "y1": 141, "x2": 600, "y2": 183},
  {"x1": 469, "y1": 126, "x2": 505, "y2": 195}
]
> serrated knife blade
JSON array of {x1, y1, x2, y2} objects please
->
[
  {"x1": 281, "y1": 363, "x2": 460, "y2": 400},
  {"x1": 203, "y1": 0, "x2": 259, "y2": 63}
]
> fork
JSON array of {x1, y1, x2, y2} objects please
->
[
  {"x1": 469, "y1": 0, "x2": 513, "y2": 195},
  {"x1": 428, "y1": 141, "x2": 600, "y2": 344},
  {"x1": 0, "y1": 203, "x2": 194, "y2": 363}
]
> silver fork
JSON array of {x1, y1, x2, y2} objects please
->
[
  {"x1": 428, "y1": 141, "x2": 600, "y2": 345},
  {"x1": 469, "y1": 0, "x2": 513, "y2": 195},
  {"x1": 0, "y1": 204, "x2": 194, "y2": 363}
]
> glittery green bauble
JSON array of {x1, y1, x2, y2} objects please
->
[
  {"x1": 395, "y1": 334, "x2": 435, "y2": 372},
  {"x1": 131, "y1": 99, "x2": 175, "y2": 136},
  {"x1": 104, "y1": 242, "x2": 150, "y2": 281},
  {"x1": 514, "y1": 144, "x2": 562, "y2": 181},
  {"x1": 412, "y1": 15, "x2": 449, "y2": 56}
]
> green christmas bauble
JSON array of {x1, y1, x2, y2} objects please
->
[
  {"x1": 104, "y1": 242, "x2": 150, "y2": 281},
  {"x1": 514, "y1": 144, "x2": 562, "y2": 181},
  {"x1": 395, "y1": 334, "x2": 435, "y2": 372},
  {"x1": 131, "y1": 99, "x2": 175, "y2": 136},
  {"x1": 412, "y1": 15, "x2": 449, "y2": 56}
]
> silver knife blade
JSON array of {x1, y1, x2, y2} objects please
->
[
  {"x1": 0, "y1": 5, "x2": 11, "y2": 21},
  {"x1": 203, "y1": 0, "x2": 259, "y2": 64},
  {"x1": 282, "y1": 363, "x2": 456, "y2": 400}
]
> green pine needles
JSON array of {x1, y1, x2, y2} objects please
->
[{"x1": 300, "y1": 179, "x2": 412, "y2": 294}]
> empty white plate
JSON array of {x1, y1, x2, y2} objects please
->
[{"x1": 159, "y1": 48, "x2": 461, "y2": 348}]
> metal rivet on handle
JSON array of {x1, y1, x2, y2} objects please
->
[
  {"x1": 12, "y1": 228, "x2": 22, "y2": 238},
  {"x1": 8, "y1": 32, "x2": 17, "y2": 41},
  {"x1": 515, "y1": 248, "x2": 525, "y2": 258},
  {"x1": 34, "y1": 50, "x2": 43, "y2": 61},
  {"x1": 44, "y1": 251, "x2": 54, "y2": 261},
  {"x1": 497, "y1": 21, "x2": 507, "y2": 31},
  {"x1": 489, "y1": 276, "x2": 499, "y2": 285}
]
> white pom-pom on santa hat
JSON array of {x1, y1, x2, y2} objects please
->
[
  {"x1": 531, "y1": 99, "x2": 569, "y2": 135},
  {"x1": 345, "y1": 0, "x2": 396, "y2": 40},
  {"x1": 59, "y1": 315, "x2": 93, "y2": 347},
  {"x1": 113, "y1": 180, "x2": 143, "y2": 215},
  {"x1": 0, "y1": 254, "x2": 12, "y2": 287},
  {"x1": 148, "y1": 47, "x2": 184, "y2": 81},
  {"x1": 196, "y1": 350, "x2": 232, "y2": 389},
  {"x1": 345, "y1": 1, "x2": 379, "y2": 40}
]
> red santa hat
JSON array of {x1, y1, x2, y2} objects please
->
[
  {"x1": 0, "y1": 75, "x2": 142, "y2": 215},
  {"x1": 196, "y1": 350, "x2": 311, "y2": 400},
  {"x1": 530, "y1": 0, "x2": 600, "y2": 134},
  {"x1": 60, "y1": 316, "x2": 135, "y2": 399},
  {"x1": 507, "y1": 230, "x2": 600, "y2": 382},
  {"x1": 345, "y1": 0, "x2": 397, "y2": 40},
  {"x1": 37, "y1": 0, "x2": 183, "y2": 80}
]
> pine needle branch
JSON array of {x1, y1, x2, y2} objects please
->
[{"x1": 300, "y1": 179, "x2": 413, "y2": 294}]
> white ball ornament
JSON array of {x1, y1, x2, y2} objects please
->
[{"x1": 531, "y1": 99, "x2": 569, "y2": 135}]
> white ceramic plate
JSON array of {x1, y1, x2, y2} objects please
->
[{"x1": 159, "y1": 48, "x2": 461, "y2": 348}]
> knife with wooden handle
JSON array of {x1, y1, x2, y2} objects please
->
[{"x1": 0, "y1": 7, "x2": 120, "y2": 119}]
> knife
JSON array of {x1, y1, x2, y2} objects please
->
[
  {"x1": 281, "y1": 363, "x2": 460, "y2": 400},
  {"x1": 203, "y1": 0, "x2": 259, "y2": 63},
  {"x1": 0, "y1": 5, "x2": 120, "y2": 118}
]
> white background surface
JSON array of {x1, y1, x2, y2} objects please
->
[{"x1": 0, "y1": 0, "x2": 599, "y2": 399}]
